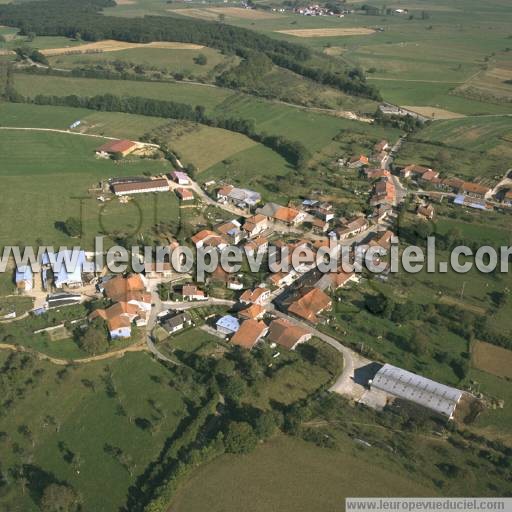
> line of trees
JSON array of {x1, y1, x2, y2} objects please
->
[{"x1": 0, "y1": 0, "x2": 379, "y2": 100}]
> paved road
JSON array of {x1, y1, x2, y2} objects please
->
[{"x1": 266, "y1": 305, "x2": 370, "y2": 398}]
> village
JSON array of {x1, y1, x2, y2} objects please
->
[{"x1": 8, "y1": 131, "x2": 501, "y2": 422}]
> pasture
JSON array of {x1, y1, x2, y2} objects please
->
[
  {"x1": 0, "y1": 129, "x2": 177, "y2": 248},
  {"x1": 169, "y1": 6, "x2": 278, "y2": 21},
  {"x1": 0, "y1": 102, "x2": 169, "y2": 138},
  {"x1": 276, "y1": 28, "x2": 376, "y2": 37},
  {"x1": 41, "y1": 40, "x2": 204, "y2": 56},
  {"x1": 166, "y1": 124, "x2": 257, "y2": 172},
  {"x1": 0, "y1": 351, "x2": 200, "y2": 512},
  {"x1": 47, "y1": 45, "x2": 232, "y2": 80},
  {"x1": 415, "y1": 115, "x2": 512, "y2": 158},
  {"x1": 12, "y1": 73, "x2": 234, "y2": 112},
  {"x1": 171, "y1": 435, "x2": 437, "y2": 512},
  {"x1": 472, "y1": 341, "x2": 512, "y2": 379}
]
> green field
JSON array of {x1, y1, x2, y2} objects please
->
[
  {"x1": 413, "y1": 116, "x2": 512, "y2": 157},
  {"x1": 0, "y1": 102, "x2": 168, "y2": 138},
  {"x1": 160, "y1": 123, "x2": 257, "y2": 172},
  {"x1": 171, "y1": 434, "x2": 437, "y2": 512},
  {"x1": 48, "y1": 46, "x2": 233, "y2": 78},
  {"x1": 0, "y1": 351, "x2": 201, "y2": 512},
  {"x1": 0, "y1": 129, "x2": 177, "y2": 247},
  {"x1": 13, "y1": 73, "x2": 234, "y2": 112}
]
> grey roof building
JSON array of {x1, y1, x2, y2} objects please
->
[{"x1": 370, "y1": 364, "x2": 464, "y2": 419}]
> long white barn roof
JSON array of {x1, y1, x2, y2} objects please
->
[{"x1": 371, "y1": 364, "x2": 463, "y2": 418}]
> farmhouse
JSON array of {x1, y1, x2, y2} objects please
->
[
  {"x1": 230, "y1": 319, "x2": 268, "y2": 350},
  {"x1": 48, "y1": 249, "x2": 87, "y2": 289},
  {"x1": 453, "y1": 194, "x2": 490, "y2": 211},
  {"x1": 328, "y1": 270, "x2": 357, "y2": 290},
  {"x1": 370, "y1": 364, "x2": 464, "y2": 420},
  {"x1": 144, "y1": 262, "x2": 173, "y2": 279},
  {"x1": 111, "y1": 178, "x2": 169, "y2": 196},
  {"x1": 244, "y1": 236, "x2": 269, "y2": 257},
  {"x1": 191, "y1": 230, "x2": 223, "y2": 249},
  {"x1": 270, "y1": 271, "x2": 297, "y2": 288},
  {"x1": 460, "y1": 182, "x2": 491, "y2": 200},
  {"x1": 331, "y1": 216, "x2": 368, "y2": 240},
  {"x1": 216, "y1": 220, "x2": 245, "y2": 244},
  {"x1": 364, "y1": 168, "x2": 390, "y2": 180},
  {"x1": 441, "y1": 177, "x2": 465, "y2": 193},
  {"x1": 369, "y1": 230, "x2": 395, "y2": 251},
  {"x1": 257, "y1": 202, "x2": 306, "y2": 226},
  {"x1": 97, "y1": 139, "x2": 138, "y2": 157},
  {"x1": 170, "y1": 171, "x2": 190, "y2": 185},
  {"x1": 503, "y1": 190, "x2": 512, "y2": 207},
  {"x1": 176, "y1": 188, "x2": 194, "y2": 201},
  {"x1": 374, "y1": 140, "x2": 389, "y2": 153},
  {"x1": 240, "y1": 287, "x2": 270, "y2": 305},
  {"x1": 15, "y1": 265, "x2": 33, "y2": 292},
  {"x1": 288, "y1": 288, "x2": 332, "y2": 324},
  {"x1": 267, "y1": 318, "x2": 312, "y2": 350},
  {"x1": 182, "y1": 284, "x2": 207, "y2": 301},
  {"x1": 370, "y1": 177, "x2": 395, "y2": 206},
  {"x1": 242, "y1": 214, "x2": 269, "y2": 237},
  {"x1": 348, "y1": 155, "x2": 369, "y2": 168},
  {"x1": 417, "y1": 203, "x2": 435, "y2": 220},
  {"x1": 103, "y1": 274, "x2": 151, "y2": 310},
  {"x1": 239, "y1": 303, "x2": 266, "y2": 320},
  {"x1": 217, "y1": 185, "x2": 261, "y2": 208},
  {"x1": 400, "y1": 165, "x2": 439, "y2": 181},
  {"x1": 216, "y1": 315, "x2": 240, "y2": 336},
  {"x1": 90, "y1": 301, "x2": 146, "y2": 339},
  {"x1": 161, "y1": 312, "x2": 192, "y2": 334}
]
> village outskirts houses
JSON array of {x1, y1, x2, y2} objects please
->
[
  {"x1": 15, "y1": 266, "x2": 33, "y2": 293},
  {"x1": 244, "y1": 236, "x2": 269, "y2": 257},
  {"x1": 417, "y1": 203, "x2": 435, "y2": 220},
  {"x1": 239, "y1": 287, "x2": 271, "y2": 306},
  {"x1": 110, "y1": 177, "x2": 169, "y2": 196},
  {"x1": 170, "y1": 171, "x2": 190, "y2": 185}
]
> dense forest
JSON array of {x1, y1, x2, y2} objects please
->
[{"x1": 0, "y1": 0, "x2": 380, "y2": 100}]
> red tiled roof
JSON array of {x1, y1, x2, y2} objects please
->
[
  {"x1": 288, "y1": 288, "x2": 332, "y2": 324},
  {"x1": 98, "y1": 139, "x2": 137, "y2": 154},
  {"x1": 230, "y1": 320, "x2": 267, "y2": 349},
  {"x1": 267, "y1": 318, "x2": 311, "y2": 349}
]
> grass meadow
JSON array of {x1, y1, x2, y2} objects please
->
[
  {"x1": 171, "y1": 434, "x2": 437, "y2": 512},
  {"x1": 0, "y1": 129, "x2": 177, "y2": 248},
  {"x1": 0, "y1": 351, "x2": 200, "y2": 512}
]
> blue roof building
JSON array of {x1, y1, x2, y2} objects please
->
[{"x1": 216, "y1": 315, "x2": 240, "y2": 335}]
